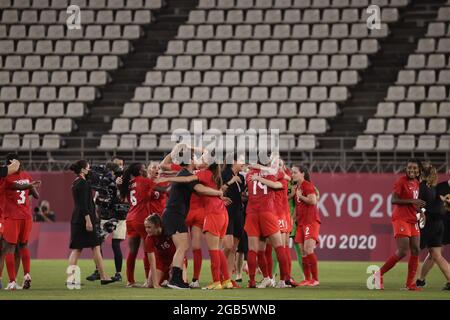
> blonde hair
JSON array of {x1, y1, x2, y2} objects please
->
[{"x1": 421, "y1": 162, "x2": 438, "y2": 187}]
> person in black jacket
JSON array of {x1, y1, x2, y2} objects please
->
[
  {"x1": 67, "y1": 160, "x2": 114, "y2": 285},
  {"x1": 416, "y1": 163, "x2": 450, "y2": 290}
]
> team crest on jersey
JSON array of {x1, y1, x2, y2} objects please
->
[{"x1": 15, "y1": 179, "x2": 30, "y2": 185}]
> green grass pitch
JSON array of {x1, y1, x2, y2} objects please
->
[{"x1": 0, "y1": 259, "x2": 449, "y2": 300}]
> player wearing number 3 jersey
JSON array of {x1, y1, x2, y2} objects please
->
[
  {"x1": 292, "y1": 165, "x2": 321, "y2": 287},
  {"x1": 1, "y1": 154, "x2": 40, "y2": 290}
]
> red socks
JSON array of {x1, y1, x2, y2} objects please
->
[
  {"x1": 20, "y1": 248, "x2": 31, "y2": 275},
  {"x1": 302, "y1": 256, "x2": 311, "y2": 281},
  {"x1": 285, "y1": 247, "x2": 292, "y2": 277},
  {"x1": 274, "y1": 246, "x2": 289, "y2": 281},
  {"x1": 406, "y1": 255, "x2": 419, "y2": 286},
  {"x1": 192, "y1": 249, "x2": 202, "y2": 281},
  {"x1": 209, "y1": 250, "x2": 221, "y2": 283},
  {"x1": 247, "y1": 250, "x2": 257, "y2": 282},
  {"x1": 257, "y1": 250, "x2": 269, "y2": 278},
  {"x1": 307, "y1": 253, "x2": 318, "y2": 281},
  {"x1": 126, "y1": 252, "x2": 137, "y2": 284},
  {"x1": 5, "y1": 253, "x2": 16, "y2": 282},
  {"x1": 265, "y1": 244, "x2": 273, "y2": 278},
  {"x1": 143, "y1": 254, "x2": 150, "y2": 279},
  {"x1": 219, "y1": 251, "x2": 230, "y2": 280},
  {"x1": 380, "y1": 254, "x2": 401, "y2": 275}
]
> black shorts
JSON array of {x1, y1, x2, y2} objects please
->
[
  {"x1": 420, "y1": 219, "x2": 445, "y2": 249},
  {"x1": 237, "y1": 230, "x2": 248, "y2": 254},
  {"x1": 443, "y1": 217, "x2": 450, "y2": 245},
  {"x1": 226, "y1": 207, "x2": 244, "y2": 239},
  {"x1": 162, "y1": 212, "x2": 188, "y2": 238}
]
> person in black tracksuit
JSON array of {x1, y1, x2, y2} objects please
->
[{"x1": 416, "y1": 164, "x2": 450, "y2": 290}]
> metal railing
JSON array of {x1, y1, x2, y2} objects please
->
[{"x1": 1, "y1": 134, "x2": 448, "y2": 173}]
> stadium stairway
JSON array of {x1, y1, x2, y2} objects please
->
[
  {"x1": 67, "y1": 0, "x2": 198, "y2": 151},
  {"x1": 322, "y1": 0, "x2": 446, "y2": 150}
]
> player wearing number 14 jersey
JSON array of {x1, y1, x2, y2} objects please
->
[
  {"x1": 1, "y1": 154, "x2": 39, "y2": 290},
  {"x1": 244, "y1": 166, "x2": 292, "y2": 288}
]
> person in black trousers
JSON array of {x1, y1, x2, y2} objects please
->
[{"x1": 67, "y1": 160, "x2": 114, "y2": 285}]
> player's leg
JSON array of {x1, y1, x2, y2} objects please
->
[
  {"x1": 417, "y1": 251, "x2": 435, "y2": 287},
  {"x1": 91, "y1": 245, "x2": 114, "y2": 285},
  {"x1": 190, "y1": 225, "x2": 203, "y2": 287},
  {"x1": 126, "y1": 236, "x2": 140, "y2": 286},
  {"x1": 203, "y1": 231, "x2": 222, "y2": 289},
  {"x1": 268, "y1": 231, "x2": 291, "y2": 287},
  {"x1": 18, "y1": 243, "x2": 31, "y2": 289},
  {"x1": 257, "y1": 239, "x2": 273, "y2": 288},
  {"x1": 293, "y1": 241, "x2": 304, "y2": 277},
  {"x1": 428, "y1": 247, "x2": 450, "y2": 286},
  {"x1": 169, "y1": 232, "x2": 190, "y2": 288},
  {"x1": 406, "y1": 235, "x2": 421, "y2": 290},
  {"x1": 303, "y1": 238, "x2": 319, "y2": 286},
  {"x1": 2, "y1": 218, "x2": 20, "y2": 289},
  {"x1": 247, "y1": 236, "x2": 260, "y2": 288}
]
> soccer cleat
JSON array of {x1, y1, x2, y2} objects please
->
[
  {"x1": 307, "y1": 280, "x2": 320, "y2": 287},
  {"x1": 189, "y1": 280, "x2": 200, "y2": 289},
  {"x1": 221, "y1": 279, "x2": 234, "y2": 289},
  {"x1": 235, "y1": 278, "x2": 242, "y2": 283},
  {"x1": 442, "y1": 283, "x2": 450, "y2": 291},
  {"x1": 275, "y1": 280, "x2": 291, "y2": 288},
  {"x1": 5, "y1": 281, "x2": 22, "y2": 290},
  {"x1": 286, "y1": 278, "x2": 299, "y2": 287},
  {"x1": 202, "y1": 281, "x2": 223, "y2": 290},
  {"x1": 374, "y1": 271, "x2": 384, "y2": 290},
  {"x1": 404, "y1": 284, "x2": 422, "y2": 291},
  {"x1": 231, "y1": 280, "x2": 240, "y2": 288},
  {"x1": 247, "y1": 280, "x2": 257, "y2": 288},
  {"x1": 257, "y1": 277, "x2": 274, "y2": 289},
  {"x1": 100, "y1": 279, "x2": 115, "y2": 285},
  {"x1": 126, "y1": 282, "x2": 140, "y2": 288},
  {"x1": 298, "y1": 280, "x2": 310, "y2": 287},
  {"x1": 416, "y1": 279, "x2": 426, "y2": 288},
  {"x1": 22, "y1": 273, "x2": 32, "y2": 290},
  {"x1": 112, "y1": 273, "x2": 122, "y2": 282},
  {"x1": 167, "y1": 280, "x2": 190, "y2": 290},
  {"x1": 161, "y1": 280, "x2": 169, "y2": 287},
  {"x1": 86, "y1": 270, "x2": 100, "y2": 281},
  {"x1": 270, "y1": 278, "x2": 276, "y2": 287}
]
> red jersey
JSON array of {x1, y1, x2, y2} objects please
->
[
  {"x1": 3, "y1": 171, "x2": 33, "y2": 220},
  {"x1": 149, "y1": 182, "x2": 168, "y2": 216},
  {"x1": 392, "y1": 175, "x2": 420, "y2": 223},
  {"x1": 295, "y1": 180, "x2": 321, "y2": 225},
  {"x1": 0, "y1": 178, "x2": 4, "y2": 219},
  {"x1": 274, "y1": 173, "x2": 289, "y2": 217},
  {"x1": 144, "y1": 233, "x2": 176, "y2": 265},
  {"x1": 170, "y1": 164, "x2": 182, "y2": 172},
  {"x1": 126, "y1": 176, "x2": 155, "y2": 223},
  {"x1": 195, "y1": 169, "x2": 226, "y2": 215},
  {"x1": 245, "y1": 168, "x2": 277, "y2": 214}
]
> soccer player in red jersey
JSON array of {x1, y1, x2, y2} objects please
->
[
  {"x1": 244, "y1": 163, "x2": 292, "y2": 288},
  {"x1": 119, "y1": 163, "x2": 157, "y2": 287},
  {"x1": 143, "y1": 214, "x2": 180, "y2": 288},
  {"x1": 160, "y1": 160, "x2": 233, "y2": 290},
  {"x1": 292, "y1": 165, "x2": 321, "y2": 287},
  {"x1": 1, "y1": 154, "x2": 40, "y2": 290},
  {"x1": 376, "y1": 159, "x2": 425, "y2": 291}
]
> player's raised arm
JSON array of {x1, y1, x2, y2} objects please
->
[
  {"x1": 7, "y1": 159, "x2": 20, "y2": 175},
  {"x1": 296, "y1": 188, "x2": 317, "y2": 206}
]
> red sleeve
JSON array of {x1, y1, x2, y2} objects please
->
[
  {"x1": 170, "y1": 164, "x2": 182, "y2": 172},
  {"x1": 195, "y1": 170, "x2": 210, "y2": 185},
  {"x1": 3, "y1": 176, "x2": 15, "y2": 190},
  {"x1": 145, "y1": 177, "x2": 156, "y2": 192},
  {"x1": 393, "y1": 177, "x2": 404, "y2": 195},
  {"x1": 144, "y1": 236, "x2": 155, "y2": 254},
  {"x1": 303, "y1": 182, "x2": 316, "y2": 196}
]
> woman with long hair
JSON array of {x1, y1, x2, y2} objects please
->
[
  {"x1": 376, "y1": 159, "x2": 425, "y2": 290},
  {"x1": 67, "y1": 160, "x2": 114, "y2": 285},
  {"x1": 119, "y1": 162, "x2": 156, "y2": 287},
  {"x1": 416, "y1": 162, "x2": 450, "y2": 290},
  {"x1": 291, "y1": 165, "x2": 321, "y2": 287},
  {"x1": 159, "y1": 158, "x2": 233, "y2": 290}
]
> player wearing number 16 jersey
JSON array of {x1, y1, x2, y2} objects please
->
[{"x1": 2, "y1": 154, "x2": 40, "y2": 290}]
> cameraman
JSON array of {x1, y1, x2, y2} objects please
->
[
  {"x1": 86, "y1": 162, "x2": 127, "y2": 283},
  {"x1": 33, "y1": 200, "x2": 56, "y2": 222}
]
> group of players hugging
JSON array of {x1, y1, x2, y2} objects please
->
[{"x1": 1, "y1": 146, "x2": 449, "y2": 292}]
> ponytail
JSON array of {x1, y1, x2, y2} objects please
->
[
  {"x1": 119, "y1": 163, "x2": 143, "y2": 199},
  {"x1": 208, "y1": 163, "x2": 222, "y2": 189}
]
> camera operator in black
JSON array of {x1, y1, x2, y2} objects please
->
[{"x1": 86, "y1": 162, "x2": 128, "y2": 283}]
